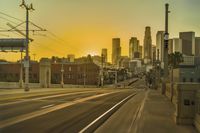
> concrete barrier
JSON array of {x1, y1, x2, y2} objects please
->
[
  {"x1": 194, "y1": 90, "x2": 200, "y2": 132},
  {"x1": 173, "y1": 83, "x2": 200, "y2": 126},
  {"x1": 0, "y1": 82, "x2": 41, "y2": 89}
]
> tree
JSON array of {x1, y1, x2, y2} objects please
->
[{"x1": 168, "y1": 52, "x2": 183, "y2": 101}]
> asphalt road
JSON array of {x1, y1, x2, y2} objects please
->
[{"x1": 0, "y1": 88, "x2": 139, "y2": 133}]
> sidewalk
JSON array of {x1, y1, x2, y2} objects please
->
[
  {"x1": 136, "y1": 89, "x2": 198, "y2": 133},
  {"x1": 96, "y1": 89, "x2": 198, "y2": 133}
]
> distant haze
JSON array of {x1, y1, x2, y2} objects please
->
[{"x1": 0, "y1": 0, "x2": 199, "y2": 61}]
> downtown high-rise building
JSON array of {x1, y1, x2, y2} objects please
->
[
  {"x1": 172, "y1": 38, "x2": 182, "y2": 53},
  {"x1": 152, "y1": 45, "x2": 156, "y2": 63},
  {"x1": 168, "y1": 39, "x2": 173, "y2": 54},
  {"x1": 112, "y1": 38, "x2": 121, "y2": 65},
  {"x1": 143, "y1": 26, "x2": 152, "y2": 64},
  {"x1": 139, "y1": 45, "x2": 143, "y2": 58},
  {"x1": 179, "y1": 32, "x2": 195, "y2": 56},
  {"x1": 156, "y1": 31, "x2": 164, "y2": 61},
  {"x1": 101, "y1": 48, "x2": 108, "y2": 63},
  {"x1": 195, "y1": 37, "x2": 200, "y2": 56},
  {"x1": 129, "y1": 37, "x2": 139, "y2": 59}
]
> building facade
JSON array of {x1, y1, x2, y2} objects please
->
[
  {"x1": 0, "y1": 62, "x2": 39, "y2": 83},
  {"x1": 173, "y1": 38, "x2": 182, "y2": 53},
  {"x1": 112, "y1": 38, "x2": 121, "y2": 65},
  {"x1": 195, "y1": 37, "x2": 200, "y2": 56},
  {"x1": 156, "y1": 31, "x2": 164, "y2": 61},
  {"x1": 173, "y1": 56, "x2": 200, "y2": 83},
  {"x1": 129, "y1": 37, "x2": 139, "y2": 60},
  {"x1": 101, "y1": 48, "x2": 108, "y2": 63},
  {"x1": 179, "y1": 32, "x2": 195, "y2": 56},
  {"x1": 152, "y1": 45, "x2": 156, "y2": 63},
  {"x1": 139, "y1": 45, "x2": 143, "y2": 58},
  {"x1": 0, "y1": 61, "x2": 100, "y2": 85},
  {"x1": 143, "y1": 26, "x2": 152, "y2": 64}
]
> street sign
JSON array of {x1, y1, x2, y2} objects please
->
[{"x1": 0, "y1": 38, "x2": 26, "y2": 52}]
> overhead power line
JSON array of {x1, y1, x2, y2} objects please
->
[
  {"x1": 0, "y1": 11, "x2": 24, "y2": 22},
  {"x1": 0, "y1": 16, "x2": 20, "y2": 25}
]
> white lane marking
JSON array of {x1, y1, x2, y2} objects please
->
[
  {"x1": 127, "y1": 93, "x2": 144, "y2": 133},
  {"x1": 131, "y1": 90, "x2": 149, "y2": 133},
  {"x1": 79, "y1": 93, "x2": 136, "y2": 133},
  {"x1": 0, "y1": 91, "x2": 118, "y2": 129},
  {"x1": 0, "y1": 90, "x2": 98, "y2": 106},
  {"x1": 40, "y1": 104, "x2": 55, "y2": 109}
]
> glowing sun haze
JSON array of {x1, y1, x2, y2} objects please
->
[{"x1": 0, "y1": 0, "x2": 199, "y2": 62}]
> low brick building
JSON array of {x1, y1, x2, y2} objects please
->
[
  {"x1": 51, "y1": 62, "x2": 99, "y2": 85},
  {"x1": 0, "y1": 61, "x2": 100, "y2": 85},
  {"x1": 0, "y1": 62, "x2": 39, "y2": 83}
]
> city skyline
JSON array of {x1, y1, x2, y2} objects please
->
[{"x1": 0, "y1": 0, "x2": 200, "y2": 62}]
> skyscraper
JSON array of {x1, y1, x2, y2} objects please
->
[
  {"x1": 152, "y1": 45, "x2": 156, "y2": 63},
  {"x1": 139, "y1": 45, "x2": 143, "y2": 58},
  {"x1": 143, "y1": 26, "x2": 152, "y2": 64},
  {"x1": 129, "y1": 37, "x2": 139, "y2": 60},
  {"x1": 179, "y1": 32, "x2": 195, "y2": 56},
  {"x1": 101, "y1": 48, "x2": 108, "y2": 63},
  {"x1": 168, "y1": 39, "x2": 173, "y2": 54},
  {"x1": 156, "y1": 31, "x2": 164, "y2": 61},
  {"x1": 112, "y1": 38, "x2": 121, "y2": 65},
  {"x1": 173, "y1": 38, "x2": 182, "y2": 53},
  {"x1": 195, "y1": 37, "x2": 200, "y2": 56}
]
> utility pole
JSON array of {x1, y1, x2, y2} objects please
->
[
  {"x1": 19, "y1": 51, "x2": 23, "y2": 88},
  {"x1": 115, "y1": 70, "x2": 118, "y2": 88},
  {"x1": 61, "y1": 58, "x2": 64, "y2": 88},
  {"x1": 83, "y1": 63, "x2": 86, "y2": 88},
  {"x1": 162, "y1": 3, "x2": 170, "y2": 94},
  {"x1": 101, "y1": 54, "x2": 104, "y2": 87},
  {"x1": 20, "y1": 0, "x2": 34, "y2": 91}
]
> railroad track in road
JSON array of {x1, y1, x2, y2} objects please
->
[{"x1": 0, "y1": 89, "x2": 139, "y2": 133}]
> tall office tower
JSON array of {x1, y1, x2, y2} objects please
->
[
  {"x1": 156, "y1": 31, "x2": 165, "y2": 61},
  {"x1": 152, "y1": 45, "x2": 156, "y2": 63},
  {"x1": 173, "y1": 38, "x2": 182, "y2": 53},
  {"x1": 101, "y1": 48, "x2": 108, "y2": 63},
  {"x1": 195, "y1": 37, "x2": 200, "y2": 56},
  {"x1": 168, "y1": 39, "x2": 173, "y2": 54},
  {"x1": 112, "y1": 38, "x2": 121, "y2": 65},
  {"x1": 179, "y1": 32, "x2": 195, "y2": 56},
  {"x1": 129, "y1": 37, "x2": 139, "y2": 59},
  {"x1": 143, "y1": 26, "x2": 152, "y2": 64},
  {"x1": 139, "y1": 45, "x2": 143, "y2": 58}
]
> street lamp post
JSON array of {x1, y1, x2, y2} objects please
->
[
  {"x1": 162, "y1": 3, "x2": 170, "y2": 95},
  {"x1": 115, "y1": 70, "x2": 118, "y2": 88},
  {"x1": 61, "y1": 58, "x2": 64, "y2": 88},
  {"x1": 101, "y1": 54, "x2": 104, "y2": 87}
]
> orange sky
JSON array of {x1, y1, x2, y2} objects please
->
[{"x1": 0, "y1": 0, "x2": 199, "y2": 62}]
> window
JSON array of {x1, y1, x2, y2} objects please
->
[
  {"x1": 198, "y1": 78, "x2": 200, "y2": 83},
  {"x1": 182, "y1": 78, "x2": 186, "y2": 82},
  {"x1": 69, "y1": 67, "x2": 72, "y2": 71},
  {"x1": 190, "y1": 78, "x2": 193, "y2": 82}
]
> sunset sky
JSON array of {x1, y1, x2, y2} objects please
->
[{"x1": 0, "y1": 0, "x2": 200, "y2": 62}]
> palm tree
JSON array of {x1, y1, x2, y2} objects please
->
[{"x1": 168, "y1": 52, "x2": 183, "y2": 101}]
